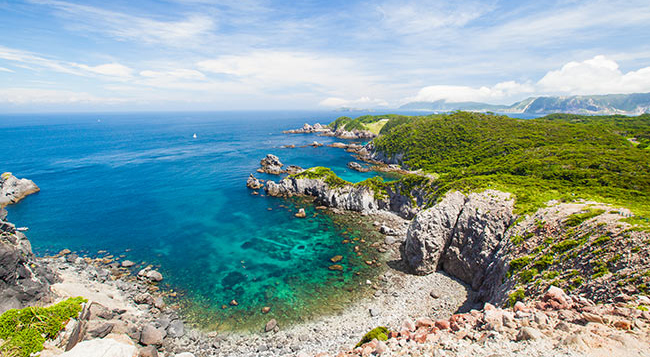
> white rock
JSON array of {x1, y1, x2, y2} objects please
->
[{"x1": 58, "y1": 338, "x2": 137, "y2": 357}]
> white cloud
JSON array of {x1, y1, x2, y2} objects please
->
[
  {"x1": 407, "y1": 81, "x2": 534, "y2": 103},
  {"x1": 404, "y1": 55, "x2": 650, "y2": 104},
  {"x1": 30, "y1": 0, "x2": 215, "y2": 47},
  {"x1": 140, "y1": 69, "x2": 205, "y2": 80},
  {"x1": 538, "y1": 55, "x2": 650, "y2": 95},
  {"x1": 75, "y1": 63, "x2": 133, "y2": 78},
  {"x1": 0, "y1": 87, "x2": 126, "y2": 104},
  {"x1": 197, "y1": 51, "x2": 383, "y2": 93},
  {"x1": 319, "y1": 96, "x2": 388, "y2": 108},
  {"x1": 377, "y1": 0, "x2": 493, "y2": 35},
  {"x1": 0, "y1": 67, "x2": 14, "y2": 73}
]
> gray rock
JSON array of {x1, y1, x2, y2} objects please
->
[
  {"x1": 265, "y1": 319, "x2": 278, "y2": 332},
  {"x1": 145, "y1": 270, "x2": 163, "y2": 282},
  {"x1": 285, "y1": 165, "x2": 304, "y2": 175},
  {"x1": 134, "y1": 293, "x2": 155, "y2": 306},
  {"x1": 89, "y1": 302, "x2": 114, "y2": 320},
  {"x1": 87, "y1": 322, "x2": 113, "y2": 338},
  {"x1": 259, "y1": 154, "x2": 284, "y2": 175},
  {"x1": 121, "y1": 260, "x2": 135, "y2": 268},
  {"x1": 369, "y1": 307, "x2": 380, "y2": 317},
  {"x1": 403, "y1": 191, "x2": 466, "y2": 274},
  {"x1": 384, "y1": 236, "x2": 397, "y2": 245},
  {"x1": 140, "y1": 324, "x2": 166, "y2": 346},
  {"x1": 442, "y1": 191, "x2": 515, "y2": 290},
  {"x1": 0, "y1": 173, "x2": 40, "y2": 206},
  {"x1": 138, "y1": 346, "x2": 159, "y2": 357},
  {"x1": 167, "y1": 319, "x2": 185, "y2": 338}
]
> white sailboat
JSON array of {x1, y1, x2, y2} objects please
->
[{"x1": 193, "y1": 133, "x2": 197, "y2": 139}]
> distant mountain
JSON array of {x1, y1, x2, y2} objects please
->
[{"x1": 399, "y1": 93, "x2": 650, "y2": 115}]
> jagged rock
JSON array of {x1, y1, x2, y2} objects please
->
[
  {"x1": 0, "y1": 218, "x2": 56, "y2": 313},
  {"x1": 138, "y1": 346, "x2": 159, "y2": 357},
  {"x1": 403, "y1": 191, "x2": 467, "y2": 274},
  {"x1": 0, "y1": 172, "x2": 40, "y2": 206},
  {"x1": 347, "y1": 162, "x2": 369, "y2": 172},
  {"x1": 295, "y1": 208, "x2": 306, "y2": 218},
  {"x1": 285, "y1": 165, "x2": 304, "y2": 175},
  {"x1": 87, "y1": 322, "x2": 113, "y2": 338},
  {"x1": 246, "y1": 174, "x2": 264, "y2": 189},
  {"x1": 441, "y1": 190, "x2": 515, "y2": 290},
  {"x1": 516, "y1": 326, "x2": 542, "y2": 341},
  {"x1": 89, "y1": 302, "x2": 114, "y2": 320},
  {"x1": 259, "y1": 154, "x2": 285, "y2": 175}
]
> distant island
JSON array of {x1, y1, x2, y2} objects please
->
[{"x1": 399, "y1": 92, "x2": 650, "y2": 115}]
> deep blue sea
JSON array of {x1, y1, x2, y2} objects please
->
[{"x1": 0, "y1": 111, "x2": 411, "y2": 330}]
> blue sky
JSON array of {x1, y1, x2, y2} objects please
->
[{"x1": 1, "y1": 0, "x2": 650, "y2": 111}]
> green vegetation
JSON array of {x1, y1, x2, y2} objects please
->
[
  {"x1": 508, "y1": 289, "x2": 526, "y2": 307},
  {"x1": 0, "y1": 297, "x2": 86, "y2": 357},
  {"x1": 292, "y1": 167, "x2": 347, "y2": 188},
  {"x1": 356, "y1": 326, "x2": 389, "y2": 347},
  {"x1": 592, "y1": 261, "x2": 610, "y2": 278},
  {"x1": 371, "y1": 111, "x2": 650, "y2": 216},
  {"x1": 519, "y1": 268, "x2": 539, "y2": 283},
  {"x1": 551, "y1": 239, "x2": 579, "y2": 253},
  {"x1": 564, "y1": 209, "x2": 606, "y2": 227},
  {"x1": 507, "y1": 256, "x2": 532, "y2": 277},
  {"x1": 328, "y1": 114, "x2": 410, "y2": 134}
]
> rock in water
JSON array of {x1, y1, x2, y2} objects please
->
[
  {"x1": 259, "y1": 154, "x2": 285, "y2": 174},
  {"x1": 285, "y1": 165, "x2": 304, "y2": 175},
  {"x1": 347, "y1": 162, "x2": 369, "y2": 172},
  {"x1": 0, "y1": 172, "x2": 40, "y2": 206},
  {"x1": 246, "y1": 174, "x2": 264, "y2": 189},
  {"x1": 265, "y1": 318, "x2": 278, "y2": 332},
  {"x1": 295, "y1": 208, "x2": 306, "y2": 218}
]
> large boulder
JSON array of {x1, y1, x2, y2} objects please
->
[
  {"x1": 403, "y1": 191, "x2": 466, "y2": 274},
  {"x1": 403, "y1": 190, "x2": 515, "y2": 290},
  {"x1": 58, "y1": 337, "x2": 137, "y2": 357},
  {"x1": 441, "y1": 190, "x2": 515, "y2": 290},
  {"x1": 246, "y1": 174, "x2": 263, "y2": 189}
]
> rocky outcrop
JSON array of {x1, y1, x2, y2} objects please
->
[
  {"x1": 0, "y1": 174, "x2": 55, "y2": 313},
  {"x1": 347, "y1": 162, "x2": 370, "y2": 172},
  {"x1": 265, "y1": 177, "x2": 380, "y2": 213},
  {"x1": 283, "y1": 123, "x2": 329, "y2": 134},
  {"x1": 285, "y1": 165, "x2": 304, "y2": 175},
  {"x1": 246, "y1": 174, "x2": 263, "y2": 189},
  {"x1": 284, "y1": 123, "x2": 376, "y2": 140},
  {"x1": 1, "y1": 172, "x2": 40, "y2": 207},
  {"x1": 403, "y1": 190, "x2": 515, "y2": 291},
  {"x1": 257, "y1": 154, "x2": 285, "y2": 175}
]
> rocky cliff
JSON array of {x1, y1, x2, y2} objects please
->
[{"x1": 0, "y1": 173, "x2": 55, "y2": 313}]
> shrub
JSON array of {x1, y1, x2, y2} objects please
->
[
  {"x1": 520, "y1": 268, "x2": 539, "y2": 283},
  {"x1": 356, "y1": 326, "x2": 389, "y2": 347},
  {"x1": 0, "y1": 297, "x2": 86, "y2": 357},
  {"x1": 552, "y1": 239, "x2": 579, "y2": 253},
  {"x1": 508, "y1": 289, "x2": 526, "y2": 307}
]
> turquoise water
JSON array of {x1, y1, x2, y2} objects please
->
[{"x1": 0, "y1": 111, "x2": 398, "y2": 330}]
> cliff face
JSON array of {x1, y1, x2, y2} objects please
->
[
  {"x1": 264, "y1": 174, "x2": 431, "y2": 219},
  {"x1": 0, "y1": 173, "x2": 55, "y2": 313}
]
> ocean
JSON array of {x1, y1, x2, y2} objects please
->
[{"x1": 0, "y1": 110, "x2": 406, "y2": 330}]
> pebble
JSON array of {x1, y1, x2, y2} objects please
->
[{"x1": 265, "y1": 319, "x2": 278, "y2": 332}]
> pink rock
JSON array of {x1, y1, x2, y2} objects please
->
[
  {"x1": 416, "y1": 318, "x2": 435, "y2": 329},
  {"x1": 375, "y1": 341, "x2": 388, "y2": 355},
  {"x1": 361, "y1": 345, "x2": 373, "y2": 356},
  {"x1": 401, "y1": 319, "x2": 416, "y2": 332},
  {"x1": 450, "y1": 321, "x2": 461, "y2": 331},
  {"x1": 413, "y1": 331, "x2": 427, "y2": 343},
  {"x1": 484, "y1": 303, "x2": 496, "y2": 311},
  {"x1": 435, "y1": 320, "x2": 450, "y2": 330},
  {"x1": 399, "y1": 329, "x2": 411, "y2": 339},
  {"x1": 389, "y1": 331, "x2": 399, "y2": 339},
  {"x1": 426, "y1": 333, "x2": 440, "y2": 343},
  {"x1": 543, "y1": 286, "x2": 570, "y2": 308},
  {"x1": 513, "y1": 301, "x2": 528, "y2": 312}
]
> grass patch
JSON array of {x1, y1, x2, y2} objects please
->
[
  {"x1": 508, "y1": 289, "x2": 526, "y2": 307},
  {"x1": 564, "y1": 209, "x2": 606, "y2": 227},
  {"x1": 356, "y1": 326, "x2": 389, "y2": 347},
  {"x1": 0, "y1": 297, "x2": 86, "y2": 357},
  {"x1": 551, "y1": 239, "x2": 579, "y2": 253}
]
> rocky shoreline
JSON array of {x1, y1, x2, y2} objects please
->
[{"x1": 283, "y1": 123, "x2": 376, "y2": 140}]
